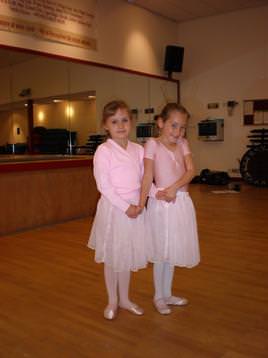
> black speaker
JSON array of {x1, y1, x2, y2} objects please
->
[{"x1": 164, "y1": 45, "x2": 184, "y2": 76}]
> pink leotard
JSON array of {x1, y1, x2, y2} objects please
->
[{"x1": 144, "y1": 137, "x2": 191, "y2": 192}]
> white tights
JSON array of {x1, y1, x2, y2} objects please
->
[
  {"x1": 104, "y1": 264, "x2": 134, "y2": 308},
  {"x1": 153, "y1": 262, "x2": 175, "y2": 300}
]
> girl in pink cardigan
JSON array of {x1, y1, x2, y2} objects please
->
[{"x1": 88, "y1": 100, "x2": 147, "y2": 320}]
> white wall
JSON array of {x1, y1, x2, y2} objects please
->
[
  {"x1": 0, "y1": 0, "x2": 177, "y2": 76},
  {"x1": 177, "y1": 6, "x2": 268, "y2": 173}
]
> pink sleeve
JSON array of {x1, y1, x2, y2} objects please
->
[
  {"x1": 181, "y1": 138, "x2": 191, "y2": 156},
  {"x1": 144, "y1": 138, "x2": 156, "y2": 160},
  {"x1": 93, "y1": 146, "x2": 130, "y2": 212},
  {"x1": 138, "y1": 144, "x2": 144, "y2": 176}
]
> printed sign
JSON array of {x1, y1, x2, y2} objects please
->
[{"x1": 0, "y1": 0, "x2": 97, "y2": 50}]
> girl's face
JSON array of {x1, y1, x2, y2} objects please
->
[
  {"x1": 104, "y1": 108, "x2": 131, "y2": 142},
  {"x1": 158, "y1": 111, "x2": 187, "y2": 144}
]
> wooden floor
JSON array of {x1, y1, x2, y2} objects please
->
[{"x1": 0, "y1": 184, "x2": 268, "y2": 358}]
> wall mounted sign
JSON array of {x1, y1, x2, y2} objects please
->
[{"x1": 0, "y1": 0, "x2": 97, "y2": 50}]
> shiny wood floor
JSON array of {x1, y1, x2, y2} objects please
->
[{"x1": 0, "y1": 184, "x2": 268, "y2": 358}]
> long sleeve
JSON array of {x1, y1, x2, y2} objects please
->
[{"x1": 93, "y1": 146, "x2": 130, "y2": 212}]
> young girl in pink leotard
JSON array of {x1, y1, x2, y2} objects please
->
[{"x1": 139, "y1": 103, "x2": 200, "y2": 315}]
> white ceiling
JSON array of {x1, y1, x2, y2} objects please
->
[{"x1": 127, "y1": 0, "x2": 268, "y2": 22}]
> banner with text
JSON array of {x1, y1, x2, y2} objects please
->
[{"x1": 0, "y1": 0, "x2": 97, "y2": 50}]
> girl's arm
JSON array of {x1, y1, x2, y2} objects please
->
[
  {"x1": 163, "y1": 153, "x2": 195, "y2": 200},
  {"x1": 139, "y1": 158, "x2": 154, "y2": 209},
  {"x1": 94, "y1": 146, "x2": 130, "y2": 213}
]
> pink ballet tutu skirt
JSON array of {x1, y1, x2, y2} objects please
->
[
  {"x1": 88, "y1": 196, "x2": 148, "y2": 272},
  {"x1": 146, "y1": 192, "x2": 200, "y2": 268}
]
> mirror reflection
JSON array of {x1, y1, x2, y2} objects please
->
[
  {"x1": 32, "y1": 92, "x2": 96, "y2": 154},
  {"x1": 0, "y1": 47, "x2": 178, "y2": 157}
]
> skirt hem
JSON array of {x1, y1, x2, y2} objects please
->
[{"x1": 148, "y1": 259, "x2": 200, "y2": 269}]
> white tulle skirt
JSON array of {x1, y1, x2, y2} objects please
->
[
  {"x1": 146, "y1": 192, "x2": 200, "y2": 268},
  {"x1": 88, "y1": 196, "x2": 148, "y2": 272}
]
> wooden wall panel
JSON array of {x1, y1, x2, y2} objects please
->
[{"x1": 0, "y1": 166, "x2": 99, "y2": 235}]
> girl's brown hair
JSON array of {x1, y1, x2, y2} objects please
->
[
  {"x1": 160, "y1": 103, "x2": 190, "y2": 122},
  {"x1": 102, "y1": 100, "x2": 132, "y2": 126}
]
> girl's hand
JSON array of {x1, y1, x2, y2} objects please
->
[
  {"x1": 126, "y1": 205, "x2": 142, "y2": 218},
  {"x1": 162, "y1": 187, "x2": 177, "y2": 203},
  {"x1": 136, "y1": 205, "x2": 143, "y2": 215},
  {"x1": 156, "y1": 189, "x2": 175, "y2": 202},
  {"x1": 155, "y1": 190, "x2": 167, "y2": 200}
]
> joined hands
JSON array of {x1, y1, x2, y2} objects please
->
[
  {"x1": 126, "y1": 186, "x2": 177, "y2": 218},
  {"x1": 125, "y1": 204, "x2": 143, "y2": 218},
  {"x1": 156, "y1": 187, "x2": 177, "y2": 203}
]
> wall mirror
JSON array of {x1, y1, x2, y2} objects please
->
[{"x1": 0, "y1": 46, "x2": 178, "y2": 156}]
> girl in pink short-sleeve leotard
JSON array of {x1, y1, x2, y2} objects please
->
[
  {"x1": 140, "y1": 103, "x2": 200, "y2": 315},
  {"x1": 88, "y1": 100, "x2": 147, "y2": 320}
]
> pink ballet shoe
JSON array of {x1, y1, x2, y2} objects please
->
[
  {"x1": 104, "y1": 304, "x2": 118, "y2": 320},
  {"x1": 165, "y1": 296, "x2": 188, "y2": 306},
  {"x1": 154, "y1": 298, "x2": 171, "y2": 315},
  {"x1": 119, "y1": 303, "x2": 144, "y2": 316}
]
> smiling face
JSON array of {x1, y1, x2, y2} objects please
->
[
  {"x1": 104, "y1": 108, "x2": 131, "y2": 144},
  {"x1": 158, "y1": 110, "x2": 187, "y2": 144}
]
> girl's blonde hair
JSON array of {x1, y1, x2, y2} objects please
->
[
  {"x1": 102, "y1": 100, "x2": 132, "y2": 126},
  {"x1": 160, "y1": 103, "x2": 190, "y2": 122}
]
